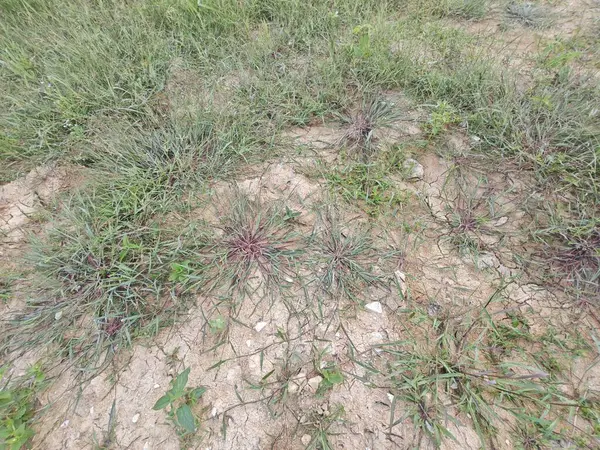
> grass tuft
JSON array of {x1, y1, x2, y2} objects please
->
[
  {"x1": 309, "y1": 209, "x2": 379, "y2": 298},
  {"x1": 506, "y1": 2, "x2": 549, "y2": 28},
  {"x1": 339, "y1": 98, "x2": 397, "y2": 157},
  {"x1": 209, "y1": 195, "x2": 300, "y2": 296},
  {"x1": 536, "y1": 222, "x2": 600, "y2": 307}
]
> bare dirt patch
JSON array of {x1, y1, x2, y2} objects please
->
[{"x1": 0, "y1": 164, "x2": 85, "y2": 313}]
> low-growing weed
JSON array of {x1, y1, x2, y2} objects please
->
[
  {"x1": 208, "y1": 196, "x2": 301, "y2": 297},
  {"x1": 153, "y1": 368, "x2": 206, "y2": 436},
  {"x1": 325, "y1": 164, "x2": 409, "y2": 215},
  {"x1": 0, "y1": 364, "x2": 46, "y2": 450},
  {"x1": 309, "y1": 212, "x2": 380, "y2": 298}
]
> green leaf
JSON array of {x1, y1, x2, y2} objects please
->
[
  {"x1": 152, "y1": 394, "x2": 171, "y2": 410},
  {"x1": 208, "y1": 360, "x2": 226, "y2": 371},
  {"x1": 209, "y1": 317, "x2": 226, "y2": 332},
  {"x1": 188, "y1": 387, "x2": 207, "y2": 402},
  {"x1": 172, "y1": 368, "x2": 190, "y2": 395},
  {"x1": 322, "y1": 368, "x2": 344, "y2": 385},
  {"x1": 175, "y1": 404, "x2": 196, "y2": 433},
  {"x1": 261, "y1": 369, "x2": 275, "y2": 382}
]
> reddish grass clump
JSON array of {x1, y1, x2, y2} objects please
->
[
  {"x1": 343, "y1": 111, "x2": 373, "y2": 147},
  {"x1": 225, "y1": 218, "x2": 279, "y2": 275},
  {"x1": 552, "y1": 230, "x2": 600, "y2": 277},
  {"x1": 215, "y1": 199, "x2": 299, "y2": 291}
]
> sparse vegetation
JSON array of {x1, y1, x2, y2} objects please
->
[
  {"x1": 325, "y1": 163, "x2": 409, "y2": 215},
  {"x1": 1, "y1": 0, "x2": 599, "y2": 448},
  {"x1": 0, "y1": 364, "x2": 46, "y2": 450},
  {"x1": 309, "y1": 211, "x2": 380, "y2": 298},
  {"x1": 506, "y1": 2, "x2": 549, "y2": 28},
  {"x1": 153, "y1": 368, "x2": 207, "y2": 437},
  {"x1": 209, "y1": 196, "x2": 301, "y2": 296}
]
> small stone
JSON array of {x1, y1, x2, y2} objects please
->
[
  {"x1": 498, "y1": 264, "x2": 512, "y2": 277},
  {"x1": 427, "y1": 303, "x2": 442, "y2": 317},
  {"x1": 284, "y1": 276, "x2": 294, "y2": 283},
  {"x1": 89, "y1": 407, "x2": 94, "y2": 417},
  {"x1": 142, "y1": 442, "x2": 150, "y2": 450},
  {"x1": 301, "y1": 434, "x2": 312, "y2": 446},
  {"x1": 328, "y1": 342, "x2": 337, "y2": 356},
  {"x1": 387, "y1": 393, "x2": 395, "y2": 403},
  {"x1": 60, "y1": 420, "x2": 69, "y2": 428},
  {"x1": 54, "y1": 311, "x2": 62, "y2": 320},
  {"x1": 394, "y1": 270, "x2": 407, "y2": 297},
  {"x1": 403, "y1": 158, "x2": 424, "y2": 180},
  {"x1": 470, "y1": 135, "x2": 481, "y2": 142},
  {"x1": 365, "y1": 301, "x2": 383, "y2": 314},
  {"x1": 370, "y1": 332, "x2": 384, "y2": 342},
  {"x1": 211, "y1": 407, "x2": 218, "y2": 417},
  {"x1": 307, "y1": 375, "x2": 323, "y2": 391},
  {"x1": 132, "y1": 413, "x2": 140, "y2": 423},
  {"x1": 476, "y1": 252, "x2": 499, "y2": 270},
  {"x1": 254, "y1": 321, "x2": 268, "y2": 332},
  {"x1": 288, "y1": 382, "x2": 299, "y2": 394},
  {"x1": 153, "y1": 384, "x2": 160, "y2": 389},
  {"x1": 493, "y1": 216, "x2": 508, "y2": 227}
]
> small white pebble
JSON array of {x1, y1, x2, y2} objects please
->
[
  {"x1": 54, "y1": 311, "x2": 62, "y2": 320},
  {"x1": 307, "y1": 375, "x2": 323, "y2": 391},
  {"x1": 211, "y1": 407, "x2": 218, "y2": 417},
  {"x1": 494, "y1": 216, "x2": 508, "y2": 227},
  {"x1": 132, "y1": 413, "x2": 140, "y2": 423},
  {"x1": 403, "y1": 158, "x2": 424, "y2": 180},
  {"x1": 60, "y1": 420, "x2": 69, "y2": 428},
  {"x1": 371, "y1": 332, "x2": 384, "y2": 341},
  {"x1": 301, "y1": 434, "x2": 312, "y2": 446},
  {"x1": 394, "y1": 270, "x2": 408, "y2": 297},
  {"x1": 254, "y1": 321, "x2": 268, "y2": 332},
  {"x1": 387, "y1": 393, "x2": 395, "y2": 403},
  {"x1": 365, "y1": 302, "x2": 383, "y2": 314}
]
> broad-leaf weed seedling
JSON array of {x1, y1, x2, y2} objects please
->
[
  {"x1": 153, "y1": 368, "x2": 206, "y2": 436},
  {"x1": 0, "y1": 365, "x2": 46, "y2": 450}
]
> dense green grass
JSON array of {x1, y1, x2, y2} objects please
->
[
  {"x1": 3, "y1": 0, "x2": 598, "y2": 199},
  {"x1": 1, "y1": 0, "x2": 599, "y2": 448}
]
